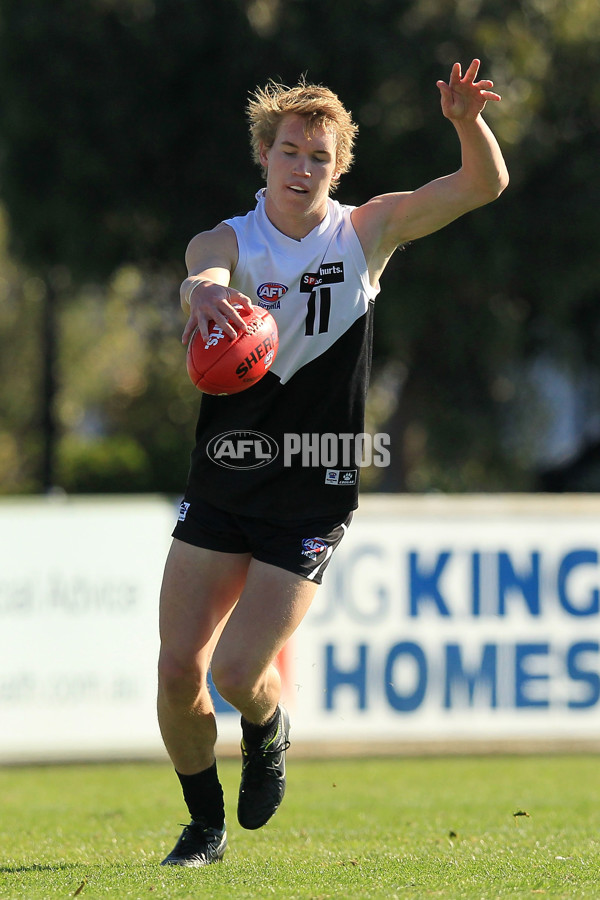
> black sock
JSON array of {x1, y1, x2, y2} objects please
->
[
  {"x1": 176, "y1": 761, "x2": 225, "y2": 830},
  {"x1": 241, "y1": 706, "x2": 279, "y2": 747}
]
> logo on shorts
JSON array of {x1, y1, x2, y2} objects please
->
[
  {"x1": 257, "y1": 282, "x2": 288, "y2": 310},
  {"x1": 178, "y1": 500, "x2": 191, "y2": 521},
  {"x1": 325, "y1": 469, "x2": 357, "y2": 485},
  {"x1": 207, "y1": 430, "x2": 279, "y2": 470},
  {"x1": 301, "y1": 537, "x2": 329, "y2": 560}
]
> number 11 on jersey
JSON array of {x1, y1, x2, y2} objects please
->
[{"x1": 305, "y1": 287, "x2": 331, "y2": 336}]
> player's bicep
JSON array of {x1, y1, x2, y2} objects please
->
[{"x1": 357, "y1": 173, "x2": 479, "y2": 250}]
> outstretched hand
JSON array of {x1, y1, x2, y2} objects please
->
[{"x1": 436, "y1": 59, "x2": 501, "y2": 121}]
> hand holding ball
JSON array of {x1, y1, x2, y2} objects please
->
[{"x1": 187, "y1": 305, "x2": 279, "y2": 395}]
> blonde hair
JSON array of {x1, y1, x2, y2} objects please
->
[{"x1": 247, "y1": 78, "x2": 358, "y2": 188}]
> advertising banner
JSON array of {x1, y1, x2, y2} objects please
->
[
  {"x1": 286, "y1": 496, "x2": 600, "y2": 746},
  {"x1": 1, "y1": 495, "x2": 599, "y2": 762},
  {"x1": 0, "y1": 496, "x2": 171, "y2": 762}
]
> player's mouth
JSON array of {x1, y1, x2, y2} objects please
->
[{"x1": 287, "y1": 184, "x2": 309, "y2": 194}]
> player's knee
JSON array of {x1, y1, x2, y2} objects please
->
[
  {"x1": 157, "y1": 651, "x2": 203, "y2": 706},
  {"x1": 210, "y1": 656, "x2": 256, "y2": 706}
]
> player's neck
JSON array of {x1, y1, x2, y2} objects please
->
[{"x1": 263, "y1": 194, "x2": 329, "y2": 242}]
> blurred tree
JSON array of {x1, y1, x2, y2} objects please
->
[
  {"x1": 0, "y1": 0, "x2": 260, "y2": 276},
  {"x1": 0, "y1": 208, "x2": 43, "y2": 493},
  {"x1": 0, "y1": 0, "x2": 598, "y2": 493},
  {"x1": 53, "y1": 265, "x2": 198, "y2": 493}
]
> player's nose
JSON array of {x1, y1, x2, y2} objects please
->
[{"x1": 292, "y1": 156, "x2": 311, "y2": 177}]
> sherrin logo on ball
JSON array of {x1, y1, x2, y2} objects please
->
[{"x1": 186, "y1": 305, "x2": 279, "y2": 395}]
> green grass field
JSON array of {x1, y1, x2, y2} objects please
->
[{"x1": 1, "y1": 754, "x2": 599, "y2": 899}]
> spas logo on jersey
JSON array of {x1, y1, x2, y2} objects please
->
[
  {"x1": 257, "y1": 282, "x2": 288, "y2": 310},
  {"x1": 300, "y1": 262, "x2": 345, "y2": 293},
  {"x1": 301, "y1": 537, "x2": 328, "y2": 560}
]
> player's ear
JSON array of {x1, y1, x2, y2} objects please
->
[{"x1": 259, "y1": 141, "x2": 270, "y2": 169}]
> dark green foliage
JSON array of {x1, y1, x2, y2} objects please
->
[{"x1": 0, "y1": 0, "x2": 599, "y2": 492}]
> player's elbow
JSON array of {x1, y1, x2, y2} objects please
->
[
  {"x1": 485, "y1": 167, "x2": 509, "y2": 202},
  {"x1": 471, "y1": 171, "x2": 509, "y2": 209},
  {"x1": 494, "y1": 166, "x2": 510, "y2": 197},
  {"x1": 458, "y1": 162, "x2": 509, "y2": 211}
]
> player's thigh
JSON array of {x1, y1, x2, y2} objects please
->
[
  {"x1": 159, "y1": 538, "x2": 252, "y2": 665},
  {"x1": 211, "y1": 557, "x2": 318, "y2": 683}
]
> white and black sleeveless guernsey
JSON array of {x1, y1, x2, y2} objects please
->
[{"x1": 185, "y1": 190, "x2": 380, "y2": 520}]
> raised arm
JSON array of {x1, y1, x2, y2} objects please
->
[
  {"x1": 352, "y1": 59, "x2": 509, "y2": 285},
  {"x1": 180, "y1": 223, "x2": 253, "y2": 344}
]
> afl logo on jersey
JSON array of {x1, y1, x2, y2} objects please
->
[
  {"x1": 207, "y1": 430, "x2": 279, "y2": 470},
  {"x1": 257, "y1": 282, "x2": 288, "y2": 310}
]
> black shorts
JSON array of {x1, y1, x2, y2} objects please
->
[{"x1": 172, "y1": 496, "x2": 352, "y2": 585}]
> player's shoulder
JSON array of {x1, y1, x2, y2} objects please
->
[
  {"x1": 185, "y1": 222, "x2": 239, "y2": 271},
  {"x1": 186, "y1": 221, "x2": 237, "y2": 252}
]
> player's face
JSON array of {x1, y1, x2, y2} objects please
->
[{"x1": 260, "y1": 113, "x2": 340, "y2": 238}]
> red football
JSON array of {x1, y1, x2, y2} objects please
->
[{"x1": 186, "y1": 305, "x2": 279, "y2": 395}]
